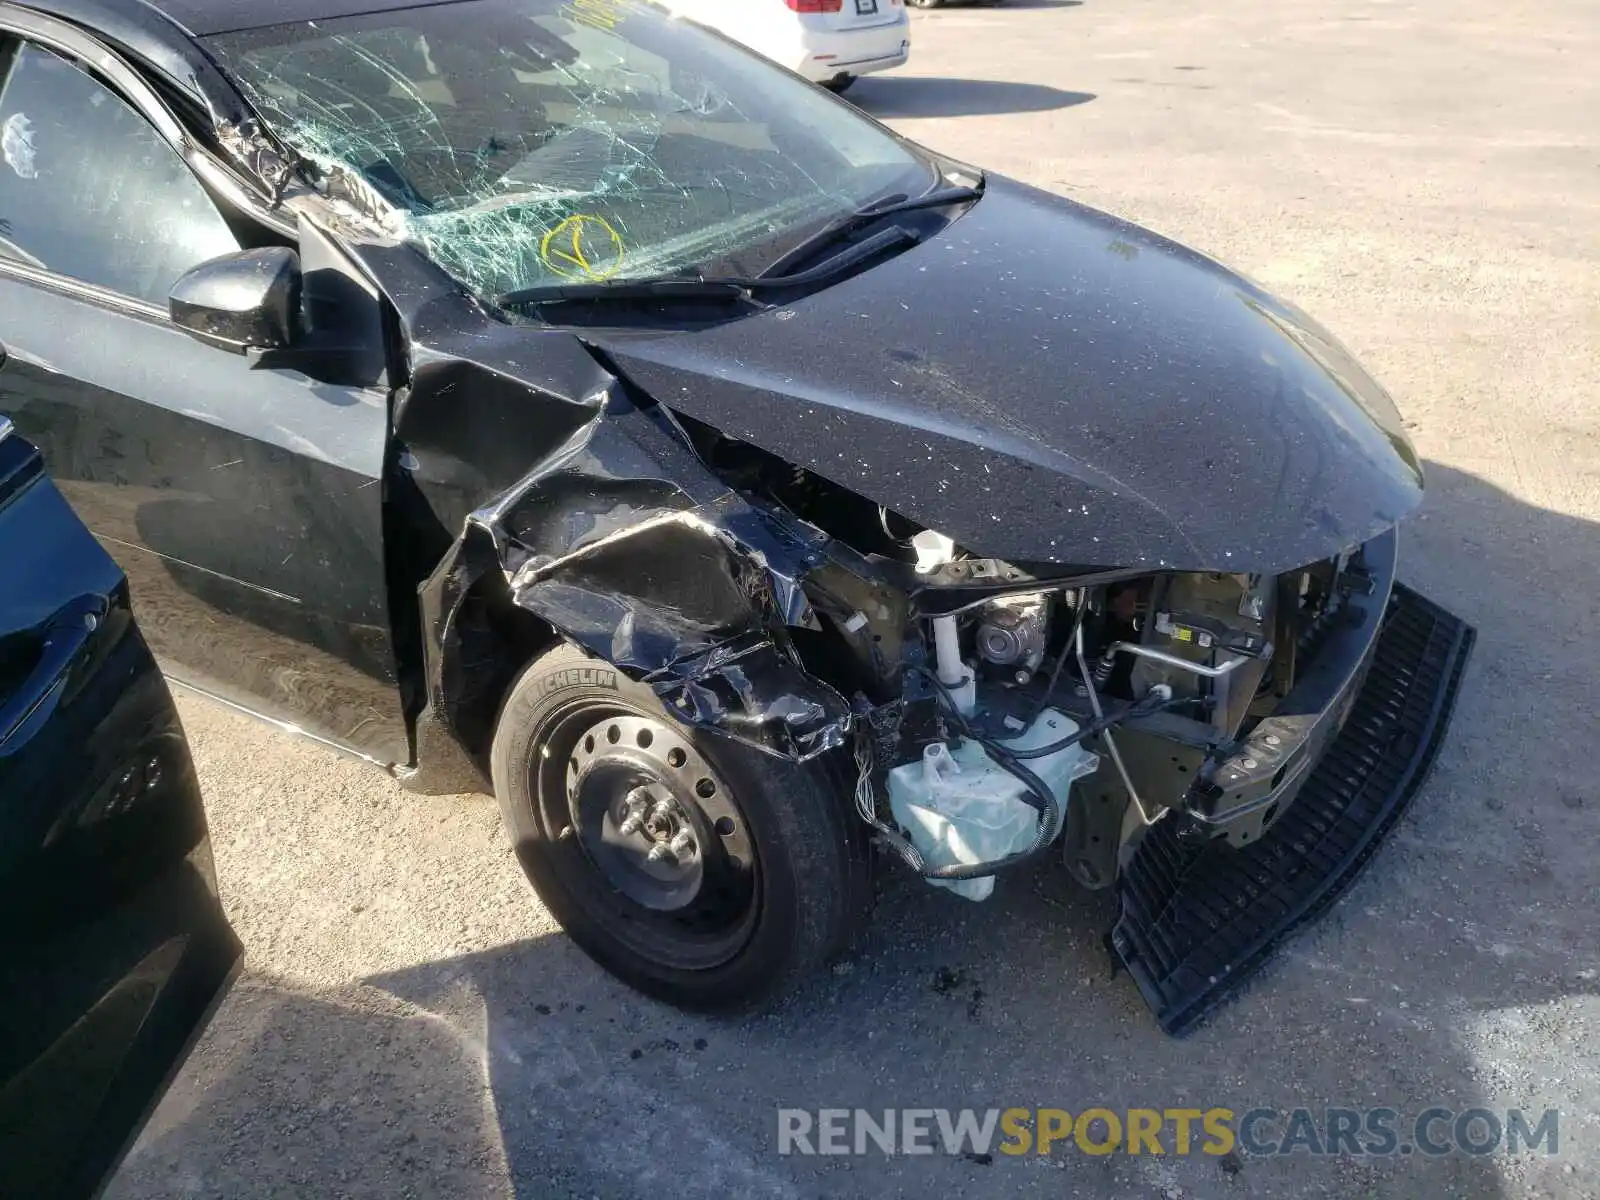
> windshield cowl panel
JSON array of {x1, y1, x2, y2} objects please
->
[{"x1": 207, "y1": 0, "x2": 933, "y2": 303}]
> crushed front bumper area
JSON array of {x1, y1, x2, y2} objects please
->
[{"x1": 1111, "y1": 583, "x2": 1475, "y2": 1035}]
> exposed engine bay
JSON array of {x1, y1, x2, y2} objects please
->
[
  {"x1": 403, "y1": 354, "x2": 1472, "y2": 1032},
  {"x1": 637, "y1": 412, "x2": 1431, "y2": 924}
]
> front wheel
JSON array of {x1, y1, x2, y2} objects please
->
[
  {"x1": 821, "y1": 73, "x2": 856, "y2": 93},
  {"x1": 490, "y1": 644, "x2": 870, "y2": 1011}
]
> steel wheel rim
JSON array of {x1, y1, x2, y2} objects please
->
[{"x1": 534, "y1": 702, "x2": 761, "y2": 969}]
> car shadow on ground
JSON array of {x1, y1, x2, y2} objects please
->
[
  {"x1": 110, "y1": 460, "x2": 1596, "y2": 1199},
  {"x1": 848, "y1": 75, "x2": 1095, "y2": 118},
  {"x1": 926, "y1": 0, "x2": 1086, "y2": 9},
  {"x1": 978, "y1": 0, "x2": 1085, "y2": 8}
]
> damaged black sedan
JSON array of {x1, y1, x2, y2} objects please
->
[{"x1": 0, "y1": 0, "x2": 1472, "y2": 1032}]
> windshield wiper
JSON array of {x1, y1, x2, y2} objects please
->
[
  {"x1": 496, "y1": 277, "x2": 756, "y2": 309},
  {"x1": 497, "y1": 224, "x2": 921, "y2": 312},
  {"x1": 758, "y1": 181, "x2": 984, "y2": 279}
]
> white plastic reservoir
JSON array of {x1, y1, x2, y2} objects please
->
[{"x1": 886, "y1": 709, "x2": 1100, "y2": 901}]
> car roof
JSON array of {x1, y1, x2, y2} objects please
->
[
  {"x1": 156, "y1": 0, "x2": 473, "y2": 36},
  {"x1": 28, "y1": 0, "x2": 465, "y2": 39},
  {"x1": 8, "y1": 0, "x2": 473, "y2": 126}
]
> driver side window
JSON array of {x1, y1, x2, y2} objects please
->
[{"x1": 0, "y1": 38, "x2": 236, "y2": 306}]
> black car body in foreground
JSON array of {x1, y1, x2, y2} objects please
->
[
  {"x1": 0, "y1": 0, "x2": 1471, "y2": 1030},
  {"x1": 0, "y1": 419, "x2": 240, "y2": 1199}
]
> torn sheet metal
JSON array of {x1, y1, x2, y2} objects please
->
[
  {"x1": 651, "y1": 633, "x2": 850, "y2": 762},
  {"x1": 405, "y1": 340, "x2": 852, "y2": 765},
  {"x1": 213, "y1": 119, "x2": 296, "y2": 204},
  {"x1": 499, "y1": 489, "x2": 847, "y2": 762}
]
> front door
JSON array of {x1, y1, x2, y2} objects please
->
[{"x1": 0, "y1": 30, "x2": 409, "y2": 764}]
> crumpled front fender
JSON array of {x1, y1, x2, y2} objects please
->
[
  {"x1": 402, "y1": 340, "x2": 855, "y2": 772},
  {"x1": 498, "y1": 487, "x2": 852, "y2": 762}
]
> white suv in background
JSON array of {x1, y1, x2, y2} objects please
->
[{"x1": 661, "y1": 0, "x2": 910, "y2": 92}]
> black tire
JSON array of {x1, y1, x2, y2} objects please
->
[
  {"x1": 491, "y1": 643, "x2": 870, "y2": 1011},
  {"x1": 821, "y1": 73, "x2": 856, "y2": 94}
]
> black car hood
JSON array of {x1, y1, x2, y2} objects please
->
[{"x1": 585, "y1": 175, "x2": 1423, "y2": 574}]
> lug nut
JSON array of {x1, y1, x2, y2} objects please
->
[
  {"x1": 669, "y1": 830, "x2": 695, "y2": 857},
  {"x1": 647, "y1": 843, "x2": 675, "y2": 864},
  {"x1": 618, "y1": 787, "x2": 652, "y2": 835}
]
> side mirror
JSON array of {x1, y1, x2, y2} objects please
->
[{"x1": 169, "y1": 247, "x2": 301, "y2": 352}]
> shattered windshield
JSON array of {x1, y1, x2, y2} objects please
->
[{"x1": 206, "y1": 0, "x2": 933, "y2": 299}]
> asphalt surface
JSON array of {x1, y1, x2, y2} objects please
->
[{"x1": 107, "y1": 1, "x2": 1600, "y2": 1197}]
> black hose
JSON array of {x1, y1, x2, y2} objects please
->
[
  {"x1": 898, "y1": 666, "x2": 1059, "y2": 880},
  {"x1": 914, "y1": 663, "x2": 976, "y2": 736},
  {"x1": 1029, "y1": 598, "x2": 1086, "y2": 723},
  {"x1": 1004, "y1": 705, "x2": 1127, "y2": 759},
  {"x1": 1005, "y1": 689, "x2": 1181, "y2": 760},
  {"x1": 913, "y1": 741, "x2": 1062, "y2": 881},
  {"x1": 896, "y1": 664, "x2": 1184, "y2": 881}
]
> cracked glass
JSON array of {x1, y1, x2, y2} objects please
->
[{"x1": 207, "y1": 0, "x2": 932, "y2": 300}]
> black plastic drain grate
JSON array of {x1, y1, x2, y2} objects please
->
[{"x1": 1111, "y1": 583, "x2": 1476, "y2": 1035}]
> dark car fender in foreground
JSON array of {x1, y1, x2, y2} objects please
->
[{"x1": 0, "y1": 417, "x2": 240, "y2": 1199}]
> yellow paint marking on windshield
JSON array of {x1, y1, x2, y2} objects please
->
[
  {"x1": 540, "y1": 214, "x2": 625, "y2": 280},
  {"x1": 565, "y1": 0, "x2": 633, "y2": 31}
]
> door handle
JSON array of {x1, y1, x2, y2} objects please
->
[{"x1": 0, "y1": 604, "x2": 100, "y2": 750}]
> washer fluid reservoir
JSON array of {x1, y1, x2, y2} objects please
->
[{"x1": 886, "y1": 709, "x2": 1099, "y2": 901}]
